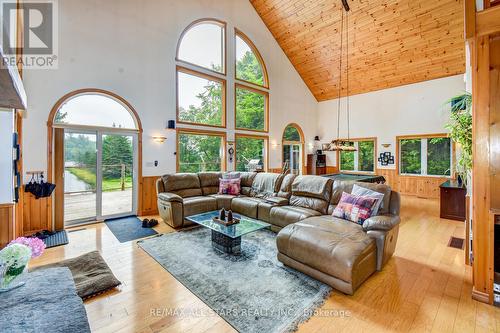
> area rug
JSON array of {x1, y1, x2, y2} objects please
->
[
  {"x1": 138, "y1": 228, "x2": 332, "y2": 333},
  {"x1": 105, "y1": 216, "x2": 157, "y2": 243},
  {"x1": 30, "y1": 251, "x2": 121, "y2": 300}
]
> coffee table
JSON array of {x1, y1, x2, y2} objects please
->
[{"x1": 185, "y1": 211, "x2": 271, "y2": 254}]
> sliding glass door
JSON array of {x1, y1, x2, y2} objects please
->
[{"x1": 64, "y1": 129, "x2": 137, "y2": 225}]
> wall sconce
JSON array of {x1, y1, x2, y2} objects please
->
[
  {"x1": 381, "y1": 143, "x2": 391, "y2": 148},
  {"x1": 271, "y1": 141, "x2": 280, "y2": 149},
  {"x1": 152, "y1": 136, "x2": 167, "y2": 143}
]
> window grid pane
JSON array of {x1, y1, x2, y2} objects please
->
[
  {"x1": 427, "y1": 137, "x2": 451, "y2": 176},
  {"x1": 399, "y1": 139, "x2": 422, "y2": 175},
  {"x1": 340, "y1": 142, "x2": 355, "y2": 171},
  {"x1": 358, "y1": 141, "x2": 375, "y2": 172},
  {"x1": 235, "y1": 86, "x2": 266, "y2": 131},
  {"x1": 235, "y1": 136, "x2": 265, "y2": 172},
  {"x1": 178, "y1": 133, "x2": 223, "y2": 172},
  {"x1": 177, "y1": 71, "x2": 224, "y2": 127},
  {"x1": 236, "y1": 35, "x2": 265, "y2": 86}
]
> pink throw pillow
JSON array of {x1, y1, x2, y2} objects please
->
[
  {"x1": 219, "y1": 178, "x2": 241, "y2": 195},
  {"x1": 333, "y1": 192, "x2": 377, "y2": 225}
]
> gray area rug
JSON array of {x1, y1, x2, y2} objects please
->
[
  {"x1": 138, "y1": 227, "x2": 331, "y2": 333},
  {"x1": 105, "y1": 216, "x2": 157, "y2": 242}
]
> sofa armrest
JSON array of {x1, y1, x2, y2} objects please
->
[
  {"x1": 362, "y1": 214, "x2": 400, "y2": 232},
  {"x1": 158, "y1": 192, "x2": 183, "y2": 203},
  {"x1": 265, "y1": 196, "x2": 288, "y2": 206}
]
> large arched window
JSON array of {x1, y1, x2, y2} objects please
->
[
  {"x1": 54, "y1": 93, "x2": 138, "y2": 129},
  {"x1": 175, "y1": 19, "x2": 270, "y2": 172}
]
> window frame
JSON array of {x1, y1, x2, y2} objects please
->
[
  {"x1": 397, "y1": 133, "x2": 454, "y2": 178},
  {"x1": 176, "y1": 128, "x2": 227, "y2": 172},
  {"x1": 175, "y1": 18, "x2": 227, "y2": 76},
  {"x1": 176, "y1": 65, "x2": 227, "y2": 129},
  {"x1": 234, "y1": 28, "x2": 269, "y2": 89},
  {"x1": 337, "y1": 137, "x2": 377, "y2": 174},
  {"x1": 234, "y1": 83, "x2": 269, "y2": 133},
  {"x1": 234, "y1": 133, "x2": 269, "y2": 172}
]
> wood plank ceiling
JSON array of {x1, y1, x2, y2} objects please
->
[{"x1": 250, "y1": 0, "x2": 466, "y2": 101}]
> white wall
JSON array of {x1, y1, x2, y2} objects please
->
[
  {"x1": 22, "y1": 0, "x2": 318, "y2": 177},
  {"x1": 317, "y1": 75, "x2": 466, "y2": 169}
]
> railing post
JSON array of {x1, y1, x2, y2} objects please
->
[{"x1": 121, "y1": 164, "x2": 125, "y2": 191}]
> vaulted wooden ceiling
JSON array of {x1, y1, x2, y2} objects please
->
[{"x1": 250, "y1": 0, "x2": 466, "y2": 101}]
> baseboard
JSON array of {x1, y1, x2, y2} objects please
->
[{"x1": 472, "y1": 287, "x2": 491, "y2": 304}]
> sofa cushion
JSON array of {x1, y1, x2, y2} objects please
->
[
  {"x1": 277, "y1": 174, "x2": 297, "y2": 199},
  {"x1": 270, "y1": 205, "x2": 321, "y2": 228},
  {"x1": 210, "y1": 194, "x2": 235, "y2": 210},
  {"x1": 198, "y1": 172, "x2": 222, "y2": 195},
  {"x1": 239, "y1": 172, "x2": 257, "y2": 196},
  {"x1": 183, "y1": 196, "x2": 217, "y2": 217},
  {"x1": 289, "y1": 176, "x2": 333, "y2": 214},
  {"x1": 231, "y1": 197, "x2": 261, "y2": 218},
  {"x1": 276, "y1": 215, "x2": 376, "y2": 283},
  {"x1": 218, "y1": 178, "x2": 241, "y2": 195},
  {"x1": 161, "y1": 173, "x2": 202, "y2": 198},
  {"x1": 256, "y1": 197, "x2": 288, "y2": 222},
  {"x1": 251, "y1": 172, "x2": 284, "y2": 198},
  {"x1": 331, "y1": 181, "x2": 392, "y2": 215}
]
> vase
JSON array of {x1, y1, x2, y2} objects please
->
[{"x1": 0, "y1": 262, "x2": 28, "y2": 292}]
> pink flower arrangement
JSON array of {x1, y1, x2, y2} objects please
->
[{"x1": 8, "y1": 237, "x2": 46, "y2": 258}]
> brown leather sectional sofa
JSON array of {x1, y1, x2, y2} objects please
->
[{"x1": 156, "y1": 172, "x2": 401, "y2": 295}]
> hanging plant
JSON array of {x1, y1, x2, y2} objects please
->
[{"x1": 445, "y1": 92, "x2": 472, "y2": 185}]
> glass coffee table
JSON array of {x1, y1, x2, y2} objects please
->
[{"x1": 185, "y1": 211, "x2": 271, "y2": 254}]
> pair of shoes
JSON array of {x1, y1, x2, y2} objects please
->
[
  {"x1": 32, "y1": 230, "x2": 56, "y2": 240},
  {"x1": 141, "y1": 219, "x2": 158, "y2": 228}
]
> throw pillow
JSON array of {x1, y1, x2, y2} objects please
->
[
  {"x1": 218, "y1": 178, "x2": 241, "y2": 195},
  {"x1": 333, "y1": 192, "x2": 378, "y2": 225},
  {"x1": 351, "y1": 184, "x2": 385, "y2": 216}
]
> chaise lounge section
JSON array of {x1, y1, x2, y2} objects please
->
[{"x1": 156, "y1": 171, "x2": 400, "y2": 295}]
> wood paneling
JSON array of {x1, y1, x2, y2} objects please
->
[
  {"x1": 250, "y1": 0, "x2": 466, "y2": 101},
  {"x1": 140, "y1": 176, "x2": 159, "y2": 216},
  {"x1": 377, "y1": 168, "x2": 447, "y2": 199},
  {"x1": 22, "y1": 192, "x2": 51, "y2": 236},
  {"x1": 0, "y1": 204, "x2": 14, "y2": 248}
]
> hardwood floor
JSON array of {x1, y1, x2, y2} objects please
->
[{"x1": 30, "y1": 196, "x2": 500, "y2": 333}]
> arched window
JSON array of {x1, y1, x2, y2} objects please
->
[
  {"x1": 235, "y1": 29, "x2": 268, "y2": 88},
  {"x1": 54, "y1": 93, "x2": 138, "y2": 130},
  {"x1": 282, "y1": 124, "x2": 304, "y2": 175},
  {"x1": 177, "y1": 19, "x2": 226, "y2": 74},
  {"x1": 234, "y1": 29, "x2": 269, "y2": 133}
]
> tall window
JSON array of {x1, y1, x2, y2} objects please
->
[
  {"x1": 175, "y1": 20, "x2": 270, "y2": 172},
  {"x1": 235, "y1": 29, "x2": 269, "y2": 133},
  {"x1": 235, "y1": 135, "x2": 268, "y2": 172},
  {"x1": 177, "y1": 130, "x2": 225, "y2": 172},
  {"x1": 399, "y1": 135, "x2": 452, "y2": 176},
  {"x1": 339, "y1": 139, "x2": 376, "y2": 173},
  {"x1": 282, "y1": 124, "x2": 304, "y2": 175}
]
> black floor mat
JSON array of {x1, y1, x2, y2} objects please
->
[{"x1": 42, "y1": 230, "x2": 69, "y2": 248}]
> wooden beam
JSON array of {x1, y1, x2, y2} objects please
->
[
  {"x1": 472, "y1": 35, "x2": 493, "y2": 304},
  {"x1": 465, "y1": 0, "x2": 476, "y2": 39},
  {"x1": 476, "y1": 5, "x2": 500, "y2": 37}
]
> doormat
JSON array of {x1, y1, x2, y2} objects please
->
[
  {"x1": 448, "y1": 236, "x2": 464, "y2": 250},
  {"x1": 105, "y1": 216, "x2": 157, "y2": 243},
  {"x1": 42, "y1": 230, "x2": 69, "y2": 249}
]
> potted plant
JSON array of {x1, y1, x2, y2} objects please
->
[{"x1": 445, "y1": 92, "x2": 472, "y2": 187}]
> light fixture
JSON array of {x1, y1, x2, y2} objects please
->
[
  {"x1": 382, "y1": 143, "x2": 391, "y2": 148},
  {"x1": 327, "y1": 0, "x2": 356, "y2": 152},
  {"x1": 152, "y1": 135, "x2": 167, "y2": 143}
]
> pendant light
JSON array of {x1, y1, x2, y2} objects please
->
[{"x1": 328, "y1": 0, "x2": 356, "y2": 152}]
